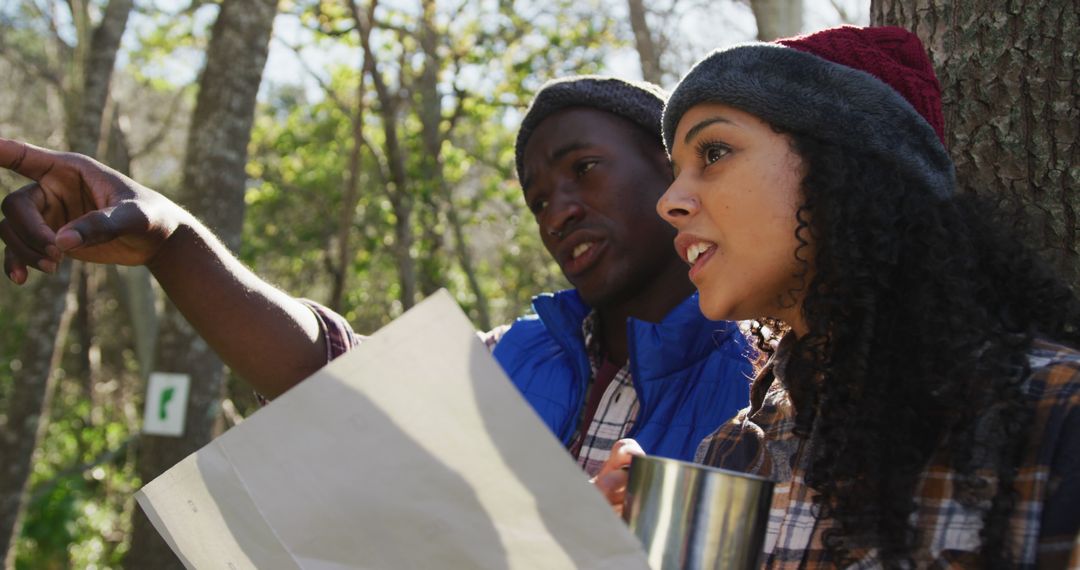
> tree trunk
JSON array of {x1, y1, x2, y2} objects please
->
[
  {"x1": 0, "y1": 262, "x2": 77, "y2": 565},
  {"x1": 416, "y1": 0, "x2": 492, "y2": 329},
  {"x1": 101, "y1": 104, "x2": 159, "y2": 380},
  {"x1": 70, "y1": 0, "x2": 134, "y2": 157},
  {"x1": 124, "y1": 0, "x2": 278, "y2": 567},
  {"x1": 71, "y1": 262, "x2": 101, "y2": 397},
  {"x1": 352, "y1": 0, "x2": 419, "y2": 310},
  {"x1": 871, "y1": 0, "x2": 1079, "y2": 289},
  {"x1": 0, "y1": 0, "x2": 133, "y2": 563},
  {"x1": 329, "y1": 69, "x2": 368, "y2": 313},
  {"x1": 626, "y1": 0, "x2": 664, "y2": 84},
  {"x1": 749, "y1": 0, "x2": 803, "y2": 40},
  {"x1": 114, "y1": 264, "x2": 159, "y2": 379}
]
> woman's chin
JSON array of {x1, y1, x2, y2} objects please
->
[{"x1": 696, "y1": 295, "x2": 736, "y2": 322}]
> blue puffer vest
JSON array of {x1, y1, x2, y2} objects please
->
[{"x1": 492, "y1": 289, "x2": 753, "y2": 461}]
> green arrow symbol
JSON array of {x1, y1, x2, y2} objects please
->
[{"x1": 159, "y1": 387, "x2": 175, "y2": 420}]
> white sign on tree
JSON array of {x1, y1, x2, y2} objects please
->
[{"x1": 143, "y1": 372, "x2": 191, "y2": 437}]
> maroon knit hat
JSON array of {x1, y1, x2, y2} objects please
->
[
  {"x1": 777, "y1": 26, "x2": 945, "y2": 144},
  {"x1": 663, "y1": 25, "x2": 955, "y2": 197}
]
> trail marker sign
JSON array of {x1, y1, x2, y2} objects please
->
[{"x1": 143, "y1": 372, "x2": 190, "y2": 437}]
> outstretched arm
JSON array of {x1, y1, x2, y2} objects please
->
[{"x1": 0, "y1": 138, "x2": 328, "y2": 398}]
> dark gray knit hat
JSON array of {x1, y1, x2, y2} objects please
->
[
  {"x1": 663, "y1": 26, "x2": 955, "y2": 198},
  {"x1": 515, "y1": 75, "x2": 667, "y2": 183}
]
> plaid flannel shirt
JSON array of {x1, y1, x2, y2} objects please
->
[
  {"x1": 570, "y1": 312, "x2": 639, "y2": 476},
  {"x1": 696, "y1": 337, "x2": 1080, "y2": 568},
  {"x1": 307, "y1": 301, "x2": 637, "y2": 477}
]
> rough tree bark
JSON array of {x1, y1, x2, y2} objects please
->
[
  {"x1": 871, "y1": 0, "x2": 1079, "y2": 289},
  {"x1": 124, "y1": 0, "x2": 278, "y2": 567},
  {"x1": 0, "y1": 0, "x2": 133, "y2": 562}
]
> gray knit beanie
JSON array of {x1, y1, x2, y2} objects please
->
[
  {"x1": 663, "y1": 26, "x2": 955, "y2": 198},
  {"x1": 515, "y1": 76, "x2": 668, "y2": 183}
]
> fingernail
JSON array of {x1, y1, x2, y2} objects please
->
[
  {"x1": 45, "y1": 244, "x2": 62, "y2": 260},
  {"x1": 39, "y1": 259, "x2": 57, "y2": 273},
  {"x1": 56, "y1": 229, "x2": 82, "y2": 251}
]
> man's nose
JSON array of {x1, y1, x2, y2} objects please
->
[{"x1": 544, "y1": 188, "x2": 585, "y2": 239}]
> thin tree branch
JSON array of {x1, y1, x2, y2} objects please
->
[
  {"x1": 276, "y1": 37, "x2": 351, "y2": 113},
  {"x1": 129, "y1": 82, "x2": 193, "y2": 159}
]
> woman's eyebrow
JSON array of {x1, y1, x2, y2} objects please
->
[{"x1": 683, "y1": 116, "x2": 734, "y2": 145}]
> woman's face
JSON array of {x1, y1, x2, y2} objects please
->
[{"x1": 658, "y1": 102, "x2": 810, "y2": 334}]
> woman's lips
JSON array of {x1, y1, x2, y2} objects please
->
[
  {"x1": 674, "y1": 234, "x2": 718, "y2": 281},
  {"x1": 687, "y1": 242, "x2": 717, "y2": 281},
  {"x1": 686, "y1": 242, "x2": 714, "y2": 264}
]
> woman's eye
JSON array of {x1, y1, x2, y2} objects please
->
[
  {"x1": 530, "y1": 199, "x2": 548, "y2": 215},
  {"x1": 704, "y1": 145, "x2": 728, "y2": 165}
]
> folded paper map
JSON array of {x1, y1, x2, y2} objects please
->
[{"x1": 136, "y1": 290, "x2": 650, "y2": 569}]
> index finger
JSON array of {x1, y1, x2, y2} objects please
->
[
  {"x1": 611, "y1": 438, "x2": 645, "y2": 460},
  {"x1": 0, "y1": 138, "x2": 59, "y2": 181}
]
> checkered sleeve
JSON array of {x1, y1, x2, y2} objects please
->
[
  {"x1": 1028, "y1": 345, "x2": 1080, "y2": 566},
  {"x1": 477, "y1": 324, "x2": 511, "y2": 352},
  {"x1": 254, "y1": 300, "x2": 364, "y2": 405},
  {"x1": 694, "y1": 340, "x2": 1080, "y2": 568},
  {"x1": 300, "y1": 299, "x2": 364, "y2": 359}
]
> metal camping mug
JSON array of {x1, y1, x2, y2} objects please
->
[{"x1": 623, "y1": 455, "x2": 774, "y2": 570}]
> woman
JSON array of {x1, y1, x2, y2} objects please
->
[{"x1": 596, "y1": 26, "x2": 1080, "y2": 568}]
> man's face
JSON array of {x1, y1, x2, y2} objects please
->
[{"x1": 520, "y1": 108, "x2": 680, "y2": 308}]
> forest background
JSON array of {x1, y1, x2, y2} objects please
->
[{"x1": 0, "y1": 0, "x2": 1075, "y2": 567}]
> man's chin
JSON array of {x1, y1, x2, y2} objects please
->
[{"x1": 571, "y1": 278, "x2": 620, "y2": 309}]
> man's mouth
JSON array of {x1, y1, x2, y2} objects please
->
[
  {"x1": 561, "y1": 238, "x2": 606, "y2": 277},
  {"x1": 572, "y1": 242, "x2": 594, "y2": 260}
]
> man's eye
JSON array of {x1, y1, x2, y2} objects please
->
[
  {"x1": 574, "y1": 160, "x2": 598, "y2": 176},
  {"x1": 530, "y1": 199, "x2": 548, "y2": 215}
]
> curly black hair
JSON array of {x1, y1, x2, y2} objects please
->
[{"x1": 759, "y1": 131, "x2": 1080, "y2": 567}]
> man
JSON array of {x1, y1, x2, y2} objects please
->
[{"x1": 0, "y1": 76, "x2": 751, "y2": 475}]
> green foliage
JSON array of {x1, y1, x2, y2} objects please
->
[
  {"x1": 126, "y1": 0, "x2": 220, "y2": 88},
  {"x1": 9, "y1": 271, "x2": 144, "y2": 569},
  {"x1": 247, "y1": 0, "x2": 608, "y2": 330},
  {"x1": 13, "y1": 372, "x2": 140, "y2": 570}
]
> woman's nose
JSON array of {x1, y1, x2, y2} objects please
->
[{"x1": 657, "y1": 176, "x2": 698, "y2": 225}]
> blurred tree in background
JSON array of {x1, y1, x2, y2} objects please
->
[
  {"x1": 0, "y1": 0, "x2": 872, "y2": 566},
  {"x1": 0, "y1": 0, "x2": 137, "y2": 566}
]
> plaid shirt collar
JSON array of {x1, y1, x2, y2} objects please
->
[{"x1": 574, "y1": 310, "x2": 640, "y2": 476}]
